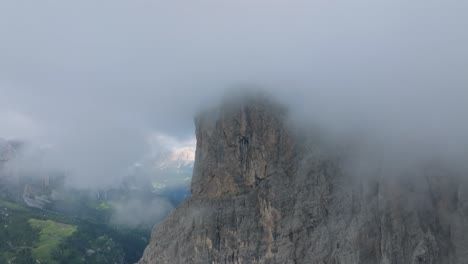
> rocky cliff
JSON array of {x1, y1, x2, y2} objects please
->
[
  {"x1": 0, "y1": 138, "x2": 22, "y2": 180},
  {"x1": 139, "y1": 96, "x2": 468, "y2": 264},
  {"x1": 0, "y1": 138, "x2": 15, "y2": 168}
]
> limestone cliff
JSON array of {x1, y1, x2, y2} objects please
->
[{"x1": 139, "y1": 96, "x2": 468, "y2": 264}]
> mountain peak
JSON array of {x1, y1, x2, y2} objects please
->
[{"x1": 191, "y1": 95, "x2": 294, "y2": 198}]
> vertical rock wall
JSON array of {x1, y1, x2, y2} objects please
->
[{"x1": 139, "y1": 96, "x2": 468, "y2": 264}]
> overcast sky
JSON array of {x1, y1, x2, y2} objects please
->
[{"x1": 0, "y1": 0, "x2": 467, "y2": 186}]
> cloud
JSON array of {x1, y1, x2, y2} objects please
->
[
  {"x1": 110, "y1": 197, "x2": 174, "y2": 229},
  {"x1": 0, "y1": 110, "x2": 41, "y2": 140},
  {"x1": 0, "y1": 0, "x2": 467, "y2": 187}
]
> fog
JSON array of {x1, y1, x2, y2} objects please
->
[
  {"x1": 110, "y1": 197, "x2": 174, "y2": 229},
  {"x1": 1, "y1": 0, "x2": 467, "y2": 188}
]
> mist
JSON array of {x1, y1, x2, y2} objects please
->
[
  {"x1": 1, "y1": 0, "x2": 467, "y2": 188},
  {"x1": 110, "y1": 197, "x2": 174, "y2": 229}
]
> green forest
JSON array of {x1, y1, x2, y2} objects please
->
[{"x1": 0, "y1": 198, "x2": 149, "y2": 264}]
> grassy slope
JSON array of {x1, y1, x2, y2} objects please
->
[
  {"x1": 0, "y1": 199, "x2": 27, "y2": 211},
  {"x1": 0, "y1": 198, "x2": 149, "y2": 263},
  {"x1": 29, "y1": 219, "x2": 77, "y2": 264},
  {"x1": 0, "y1": 199, "x2": 76, "y2": 263},
  {"x1": 0, "y1": 199, "x2": 38, "y2": 263}
]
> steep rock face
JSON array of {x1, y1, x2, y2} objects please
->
[
  {"x1": 190, "y1": 97, "x2": 295, "y2": 198},
  {"x1": 139, "y1": 96, "x2": 468, "y2": 264}
]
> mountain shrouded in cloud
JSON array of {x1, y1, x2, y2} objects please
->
[
  {"x1": 0, "y1": 1, "x2": 467, "y2": 263},
  {"x1": 128, "y1": 132, "x2": 195, "y2": 189},
  {"x1": 139, "y1": 93, "x2": 468, "y2": 264},
  {"x1": 1, "y1": 0, "x2": 468, "y2": 187}
]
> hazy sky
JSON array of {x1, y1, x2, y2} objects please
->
[{"x1": 1, "y1": 0, "x2": 467, "y2": 186}]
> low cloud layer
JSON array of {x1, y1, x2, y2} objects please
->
[
  {"x1": 110, "y1": 197, "x2": 174, "y2": 229},
  {"x1": 0, "y1": 0, "x2": 467, "y2": 187}
]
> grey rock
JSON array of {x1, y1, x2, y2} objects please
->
[
  {"x1": 0, "y1": 138, "x2": 14, "y2": 165},
  {"x1": 139, "y1": 95, "x2": 468, "y2": 264}
]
